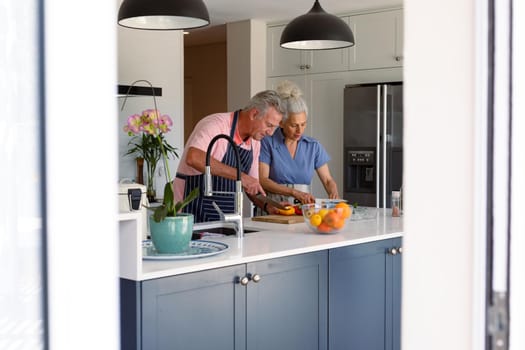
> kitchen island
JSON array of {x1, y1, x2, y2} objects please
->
[
  {"x1": 119, "y1": 210, "x2": 403, "y2": 350},
  {"x1": 119, "y1": 208, "x2": 402, "y2": 281}
]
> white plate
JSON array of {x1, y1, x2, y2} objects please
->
[{"x1": 142, "y1": 240, "x2": 229, "y2": 260}]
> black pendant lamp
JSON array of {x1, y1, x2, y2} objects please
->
[
  {"x1": 280, "y1": 0, "x2": 355, "y2": 50},
  {"x1": 118, "y1": 0, "x2": 210, "y2": 30}
]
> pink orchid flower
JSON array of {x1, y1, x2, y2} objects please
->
[
  {"x1": 124, "y1": 114, "x2": 142, "y2": 135},
  {"x1": 158, "y1": 115, "x2": 173, "y2": 133}
]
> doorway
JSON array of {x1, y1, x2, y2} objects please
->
[{"x1": 183, "y1": 25, "x2": 228, "y2": 142}]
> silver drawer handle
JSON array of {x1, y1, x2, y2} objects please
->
[
  {"x1": 389, "y1": 247, "x2": 398, "y2": 255},
  {"x1": 239, "y1": 276, "x2": 249, "y2": 286},
  {"x1": 395, "y1": 56, "x2": 403, "y2": 61},
  {"x1": 398, "y1": 247, "x2": 403, "y2": 254},
  {"x1": 252, "y1": 274, "x2": 261, "y2": 283}
]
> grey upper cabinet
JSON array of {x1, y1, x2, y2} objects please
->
[
  {"x1": 267, "y1": 21, "x2": 351, "y2": 77},
  {"x1": 348, "y1": 9, "x2": 404, "y2": 70},
  {"x1": 267, "y1": 9, "x2": 403, "y2": 77}
]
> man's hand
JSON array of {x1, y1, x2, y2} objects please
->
[{"x1": 241, "y1": 173, "x2": 265, "y2": 195}]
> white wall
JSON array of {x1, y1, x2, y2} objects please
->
[
  {"x1": 510, "y1": 2, "x2": 525, "y2": 346},
  {"x1": 227, "y1": 19, "x2": 268, "y2": 216},
  {"x1": 226, "y1": 19, "x2": 267, "y2": 109},
  {"x1": 117, "y1": 0, "x2": 185, "y2": 194},
  {"x1": 44, "y1": 0, "x2": 119, "y2": 348},
  {"x1": 403, "y1": 0, "x2": 478, "y2": 349}
]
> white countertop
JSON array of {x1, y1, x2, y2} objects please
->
[{"x1": 119, "y1": 209, "x2": 403, "y2": 281}]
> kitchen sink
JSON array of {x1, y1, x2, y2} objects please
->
[{"x1": 191, "y1": 221, "x2": 259, "y2": 239}]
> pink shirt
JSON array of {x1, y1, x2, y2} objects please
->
[{"x1": 174, "y1": 112, "x2": 261, "y2": 202}]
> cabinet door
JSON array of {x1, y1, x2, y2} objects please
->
[
  {"x1": 246, "y1": 251, "x2": 328, "y2": 350},
  {"x1": 267, "y1": 25, "x2": 309, "y2": 77},
  {"x1": 309, "y1": 17, "x2": 351, "y2": 74},
  {"x1": 329, "y1": 238, "x2": 402, "y2": 350},
  {"x1": 391, "y1": 239, "x2": 402, "y2": 350},
  {"x1": 141, "y1": 264, "x2": 246, "y2": 350},
  {"x1": 349, "y1": 10, "x2": 404, "y2": 70},
  {"x1": 267, "y1": 24, "x2": 350, "y2": 77},
  {"x1": 305, "y1": 73, "x2": 350, "y2": 197}
]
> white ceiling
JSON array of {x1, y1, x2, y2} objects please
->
[
  {"x1": 184, "y1": 0, "x2": 402, "y2": 46},
  {"x1": 204, "y1": 0, "x2": 401, "y2": 25}
]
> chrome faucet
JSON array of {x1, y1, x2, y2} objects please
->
[{"x1": 204, "y1": 134, "x2": 244, "y2": 238}]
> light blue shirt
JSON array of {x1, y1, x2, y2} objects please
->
[{"x1": 259, "y1": 128, "x2": 330, "y2": 185}]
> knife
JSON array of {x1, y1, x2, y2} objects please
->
[{"x1": 255, "y1": 194, "x2": 289, "y2": 210}]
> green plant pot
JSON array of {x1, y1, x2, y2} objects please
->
[{"x1": 149, "y1": 214, "x2": 194, "y2": 254}]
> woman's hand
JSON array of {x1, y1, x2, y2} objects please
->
[
  {"x1": 293, "y1": 189, "x2": 315, "y2": 204},
  {"x1": 328, "y1": 191, "x2": 339, "y2": 199},
  {"x1": 266, "y1": 201, "x2": 292, "y2": 215}
]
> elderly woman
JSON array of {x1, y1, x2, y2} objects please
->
[{"x1": 258, "y1": 80, "x2": 339, "y2": 214}]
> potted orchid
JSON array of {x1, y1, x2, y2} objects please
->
[
  {"x1": 123, "y1": 109, "x2": 199, "y2": 223},
  {"x1": 120, "y1": 80, "x2": 198, "y2": 254}
]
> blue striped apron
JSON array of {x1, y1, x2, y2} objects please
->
[{"x1": 177, "y1": 111, "x2": 253, "y2": 222}]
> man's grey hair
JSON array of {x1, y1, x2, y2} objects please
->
[{"x1": 243, "y1": 90, "x2": 287, "y2": 119}]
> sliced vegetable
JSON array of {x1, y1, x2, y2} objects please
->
[{"x1": 277, "y1": 206, "x2": 295, "y2": 216}]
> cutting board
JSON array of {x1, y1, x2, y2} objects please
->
[{"x1": 251, "y1": 215, "x2": 305, "y2": 224}]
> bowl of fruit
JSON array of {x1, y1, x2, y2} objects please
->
[{"x1": 302, "y1": 202, "x2": 352, "y2": 234}]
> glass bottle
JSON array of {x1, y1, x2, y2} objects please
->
[{"x1": 391, "y1": 191, "x2": 401, "y2": 217}]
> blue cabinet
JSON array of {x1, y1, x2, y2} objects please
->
[
  {"x1": 328, "y1": 238, "x2": 402, "y2": 350},
  {"x1": 141, "y1": 264, "x2": 246, "y2": 350},
  {"x1": 120, "y1": 251, "x2": 328, "y2": 350},
  {"x1": 245, "y1": 253, "x2": 328, "y2": 350}
]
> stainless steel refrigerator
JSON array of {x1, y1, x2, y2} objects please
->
[{"x1": 343, "y1": 82, "x2": 403, "y2": 208}]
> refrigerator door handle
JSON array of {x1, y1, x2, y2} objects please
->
[
  {"x1": 382, "y1": 84, "x2": 388, "y2": 209},
  {"x1": 376, "y1": 85, "x2": 381, "y2": 208}
]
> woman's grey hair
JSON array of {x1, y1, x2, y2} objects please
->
[
  {"x1": 243, "y1": 90, "x2": 287, "y2": 119},
  {"x1": 276, "y1": 80, "x2": 308, "y2": 122}
]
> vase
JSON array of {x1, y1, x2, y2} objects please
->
[
  {"x1": 136, "y1": 158, "x2": 144, "y2": 185},
  {"x1": 149, "y1": 214, "x2": 194, "y2": 254},
  {"x1": 146, "y1": 179, "x2": 156, "y2": 203},
  {"x1": 145, "y1": 159, "x2": 157, "y2": 202}
]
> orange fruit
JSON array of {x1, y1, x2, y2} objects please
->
[
  {"x1": 323, "y1": 212, "x2": 339, "y2": 227},
  {"x1": 332, "y1": 217, "x2": 345, "y2": 230},
  {"x1": 335, "y1": 202, "x2": 351, "y2": 219},
  {"x1": 316, "y1": 223, "x2": 333, "y2": 233},
  {"x1": 324, "y1": 211, "x2": 345, "y2": 230}
]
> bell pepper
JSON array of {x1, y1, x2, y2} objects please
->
[
  {"x1": 294, "y1": 205, "x2": 303, "y2": 216},
  {"x1": 277, "y1": 206, "x2": 295, "y2": 216}
]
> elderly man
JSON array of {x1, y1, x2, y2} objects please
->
[{"x1": 174, "y1": 90, "x2": 286, "y2": 222}]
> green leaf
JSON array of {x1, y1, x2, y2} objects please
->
[
  {"x1": 163, "y1": 182, "x2": 174, "y2": 204},
  {"x1": 174, "y1": 187, "x2": 199, "y2": 214},
  {"x1": 153, "y1": 205, "x2": 168, "y2": 222}
]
